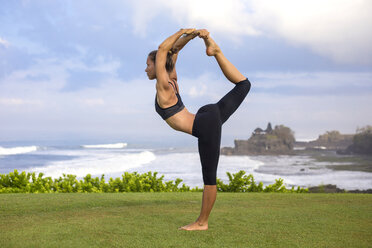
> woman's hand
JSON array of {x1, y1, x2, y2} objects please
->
[
  {"x1": 181, "y1": 28, "x2": 196, "y2": 35},
  {"x1": 159, "y1": 29, "x2": 195, "y2": 51},
  {"x1": 194, "y1": 29, "x2": 210, "y2": 39}
]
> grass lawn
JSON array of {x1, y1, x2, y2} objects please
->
[{"x1": 1, "y1": 193, "x2": 371, "y2": 248}]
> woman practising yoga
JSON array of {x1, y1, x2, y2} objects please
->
[{"x1": 145, "y1": 28, "x2": 251, "y2": 231}]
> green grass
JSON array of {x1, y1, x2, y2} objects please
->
[{"x1": 1, "y1": 193, "x2": 371, "y2": 248}]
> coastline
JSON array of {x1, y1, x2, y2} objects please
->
[{"x1": 1, "y1": 142, "x2": 371, "y2": 191}]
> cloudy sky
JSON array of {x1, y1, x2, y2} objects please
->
[{"x1": 1, "y1": 0, "x2": 371, "y2": 146}]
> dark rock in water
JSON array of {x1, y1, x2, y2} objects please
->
[
  {"x1": 308, "y1": 184, "x2": 345, "y2": 193},
  {"x1": 300, "y1": 168, "x2": 305, "y2": 172},
  {"x1": 336, "y1": 149, "x2": 353, "y2": 155},
  {"x1": 347, "y1": 189, "x2": 372, "y2": 194},
  {"x1": 308, "y1": 184, "x2": 372, "y2": 193}
]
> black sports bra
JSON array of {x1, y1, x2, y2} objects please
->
[{"x1": 155, "y1": 80, "x2": 185, "y2": 120}]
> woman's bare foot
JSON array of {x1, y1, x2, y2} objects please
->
[
  {"x1": 178, "y1": 221, "x2": 208, "y2": 231},
  {"x1": 203, "y1": 36, "x2": 221, "y2": 57}
]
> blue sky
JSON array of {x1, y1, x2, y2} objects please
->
[{"x1": 1, "y1": 0, "x2": 371, "y2": 146}]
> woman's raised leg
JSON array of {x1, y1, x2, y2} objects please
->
[
  {"x1": 203, "y1": 36, "x2": 246, "y2": 84},
  {"x1": 202, "y1": 35, "x2": 251, "y2": 124}
]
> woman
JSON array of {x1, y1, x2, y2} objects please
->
[{"x1": 145, "y1": 28, "x2": 251, "y2": 231}]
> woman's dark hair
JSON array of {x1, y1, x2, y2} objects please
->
[{"x1": 148, "y1": 50, "x2": 175, "y2": 73}]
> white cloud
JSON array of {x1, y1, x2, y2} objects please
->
[
  {"x1": 159, "y1": 0, "x2": 259, "y2": 36},
  {"x1": 251, "y1": 0, "x2": 372, "y2": 64},
  {"x1": 0, "y1": 98, "x2": 42, "y2": 106},
  {"x1": 189, "y1": 85, "x2": 207, "y2": 98},
  {"x1": 0, "y1": 98, "x2": 24, "y2": 105},
  {"x1": 1, "y1": 68, "x2": 371, "y2": 141},
  {"x1": 79, "y1": 98, "x2": 105, "y2": 106},
  {"x1": 129, "y1": 0, "x2": 259, "y2": 38},
  {"x1": 129, "y1": 2, "x2": 164, "y2": 37},
  {"x1": 129, "y1": 0, "x2": 372, "y2": 64},
  {"x1": 0, "y1": 37, "x2": 10, "y2": 47},
  {"x1": 252, "y1": 71, "x2": 372, "y2": 89}
]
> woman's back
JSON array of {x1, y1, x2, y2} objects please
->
[{"x1": 155, "y1": 80, "x2": 195, "y2": 134}]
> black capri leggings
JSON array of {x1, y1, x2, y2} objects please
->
[{"x1": 192, "y1": 78, "x2": 251, "y2": 185}]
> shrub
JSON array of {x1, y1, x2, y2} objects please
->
[
  {"x1": 217, "y1": 170, "x2": 307, "y2": 193},
  {"x1": 0, "y1": 169, "x2": 308, "y2": 193}
]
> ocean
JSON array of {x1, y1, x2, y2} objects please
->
[{"x1": 0, "y1": 141, "x2": 371, "y2": 190}]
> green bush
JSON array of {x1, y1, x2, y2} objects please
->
[
  {"x1": 0, "y1": 169, "x2": 307, "y2": 193},
  {"x1": 217, "y1": 170, "x2": 308, "y2": 193}
]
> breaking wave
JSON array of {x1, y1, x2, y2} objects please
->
[
  {"x1": 82, "y1": 143, "x2": 127, "y2": 149},
  {"x1": 0, "y1": 146, "x2": 38, "y2": 156},
  {"x1": 29, "y1": 150, "x2": 156, "y2": 178}
]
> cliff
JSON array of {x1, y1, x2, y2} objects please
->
[
  {"x1": 343, "y1": 126, "x2": 372, "y2": 155},
  {"x1": 221, "y1": 125, "x2": 356, "y2": 156},
  {"x1": 221, "y1": 123, "x2": 295, "y2": 155},
  {"x1": 295, "y1": 131, "x2": 353, "y2": 151}
]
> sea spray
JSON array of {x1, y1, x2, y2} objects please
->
[
  {"x1": 29, "y1": 150, "x2": 156, "y2": 178},
  {"x1": 0, "y1": 146, "x2": 38, "y2": 156},
  {"x1": 82, "y1": 143, "x2": 127, "y2": 149}
]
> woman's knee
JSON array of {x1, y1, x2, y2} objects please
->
[
  {"x1": 202, "y1": 169, "x2": 217, "y2": 185},
  {"x1": 199, "y1": 139, "x2": 220, "y2": 186},
  {"x1": 236, "y1": 78, "x2": 251, "y2": 95}
]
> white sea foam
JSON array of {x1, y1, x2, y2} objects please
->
[
  {"x1": 82, "y1": 143, "x2": 127, "y2": 149},
  {"x1": 0, "y1": 146, "x2": 38, "y2": 156},
  {"x1": 293, "y1": 147, "x2": 306, "y2": 150},
  {"x1": 250, "y1": 155, "x2": 372, "y2": 190},
  {"x1": 29, "y1": 150, "x2": 155, "y2": 178},
  {"x1": 274, "y1": 170, "x2": 372, "y2": 190}
]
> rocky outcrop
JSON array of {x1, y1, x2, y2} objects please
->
[
  {"x1": 308, "y1": 184, "x2": 372, "y2": 194},
  {"x1": 295, "y1": 131, "x2": 353, "y2": 151},
  {"x1": 221, "y1": 123, "x2": 295, "y2": 155},
  {"x1": 221, "y1": 125, "x2": 358, "y2": 156},
  {"x1": 308, "y1": 184, "x2": 345, "y2": 193},
  {"x1": 345, "y1": 126, "x2": 372, "y2": 155}
]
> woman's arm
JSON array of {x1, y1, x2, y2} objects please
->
[
  {"x1": 156, "y1": 29, "x2": 195, "y2": 91},
  {"x1": 169, "y1": 33, "x2": 198, "y2": 63},
  {"x1": 170, "y1": 29, "x2": 209, "y2": 63},
  {"x1": 168, "y1": 33, "x2": 198, "y2": 80}
]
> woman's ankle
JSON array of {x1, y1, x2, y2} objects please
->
[{"x1": 196, "y1": 219, "x2": 208, "y2": 226}]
